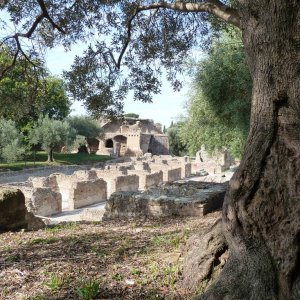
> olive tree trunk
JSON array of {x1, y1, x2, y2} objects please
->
[
  {"x1": 47, "y1": 148, "x2": 54, "y2": 162},
  {"x1": 200, "y1": 1, "x2": 300, "y2": 299}
]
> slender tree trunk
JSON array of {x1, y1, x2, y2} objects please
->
[
  {"x1": 200, "y1": 1, "x2": 300, "y2": 299},
  {"x1": 47, "y1": 148, "x2": 54, "y2": 162}
]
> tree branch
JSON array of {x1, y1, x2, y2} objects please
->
[
  {"x1": 113, "y1": 0, "x2": 240, "y2": 70},
  {"x1": 0, "y1": 0, "x2": 65, "y2": 78},
  {"x1": 138, "y1": 0, "x2": 240, "y2": 28}
]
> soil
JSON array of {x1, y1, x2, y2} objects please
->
[{"x1": 0, "y1": 212, "x2": 221, "y2": 300}]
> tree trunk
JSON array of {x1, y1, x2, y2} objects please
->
[
  {"x1": 200, "y1": 1, "x2": 300, "y2": 299},
  {"x1": 47, "y1": 148, "x2": 54, "y2": 162}
]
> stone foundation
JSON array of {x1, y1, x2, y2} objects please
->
[
  {"x1": 103, "y1": 181, "x2": 228, "y2": 220},
  {"x1": 0, "y1": 155, "x2": 194, "y2": 218}
]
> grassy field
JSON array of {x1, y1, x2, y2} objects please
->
[{"x1": 0, "y1": 151, "x2": 112, "y2": 171}]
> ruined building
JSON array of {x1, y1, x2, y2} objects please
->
[{"x1": 92, "y1": 117, "x2": 169, "y2": 157}]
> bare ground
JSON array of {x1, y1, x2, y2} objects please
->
[{"x1": 0, "y1": 212, "x2": 221, "y2": 300}]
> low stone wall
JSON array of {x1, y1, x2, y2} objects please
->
[
  {"x1": 0, "y1": 165, "x2": 87, "y2": 184},
  {"x1": 69, "y1": 179, "x2": 107, "y2": 209},
  {"x1": 53, "y1": 174, "x2": 77, "y2": 209},
  {"x1": 128, "y1": 170, "x2": 163, "y2": 190},
  {"x1": 5, "y1": 183, "x2": 62, "y2": 217},
  {"x1": 165, "y1": 167, "x2": 182, "y2": 182},
  {"x1": 141, "y1": 171, "x2": 163, "y2": 190},
  {"x1": 28, "y1": 187, "x2": 62, "y2": 216},
  {"x1": 103, "y1": 181, "x2": 228, "y2": 220},
  {"x1": 73, "y1": 170, "x2": 98, "y2": 181},
  {"x1": 105, "y1": 174, "x2": 139, "y2": 198}
]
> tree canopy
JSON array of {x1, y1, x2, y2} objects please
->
[
  {"x1": 167, "y1": 121, "x2": 187, "y2": 156},
  {"x1": 28, "y1": 115, "x2": 76, "y2": 162},
  {"x1": 68, "y1": 116, "x2": 103, "y2": 139},
  {"x1": 0, "y1": 118, "x2": 25, "y2": 162},
  {"x1": 0, "y1": 0, "x2": 240, "y2": 116},
  {"x1": 0, "y1": 48, "x2": 71, "y2": 123},
  {"x1": 180, "y1": 32, "x2": 252, "y2": 158}
]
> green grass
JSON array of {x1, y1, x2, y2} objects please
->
[
  {"x1": 45, "y1": 274, "x2": 63, "y2": 292},
  {"x1": 76, "y1": 280, "x2": 100, "y2": 300},
  {"x1": 0, "y1": 151, "x2": 111, "y2": 171}
]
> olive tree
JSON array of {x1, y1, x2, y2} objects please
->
[
  {"x1": 1, "y1": 1, "x2": 300, "y2": 298},
  {"x1": 28, "y1": 115, "x2": 76, "y2": 162},
  {"x1": 0, "y1": 118, "x2": 25, "y2": 162}
]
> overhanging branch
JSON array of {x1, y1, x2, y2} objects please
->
[
  {"x1": 113, "y1": 0, "x2": 240, "y2": 70},
  {"x1": 137, "y1": 0, "x2": 240, "y2": 28},
  {"x1": 0, "y1": 0, "x2": 65, "y2": 78}
]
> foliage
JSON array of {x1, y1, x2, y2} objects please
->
[
  {"x1": 0, "y1": 1, "x2": 223, "y2": 117},
  {"x1": 28, "y1": 115, "x2": 76, "y2": 161},
  {"x1": 39, "y1": 76, "x2": 71, "y2": 120},
  {"x1": 167, "y1": 122, "x2": 187, "y2": 156},
  {"x1": 124, "y1": 113, "x2": 139, "y2": 118},
  {"x1": 0, "y1": 118, "x2": 25, "y2": 162},
  {"x1": 180, "y1": 32, "x2": 252, "y2": 158},
  {"x1": 76, "y1": 281, "x2": 100, "y2": 300},
  {"x1": 0, "y1": 49, "x2": 71, "y2": 124},
  {"x1": 67, "y1": 116, "x2": 102, "y2": 139}
]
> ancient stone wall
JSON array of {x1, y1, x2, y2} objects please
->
[
  {"x1": 68, "y1": 179, "x2": 107, "y2": 209},
  {"x1": 127, "y1": 170, "x2": 163, "y2": 190},
  {"x1": 195, "y1": 147, "x2": 235, "y2": 174},
  {"x1": 0, "y1": 155, "x2": 194, "y2": 218},
  {"x1": 5, "y1": 182, "x2": 62, "y2": 217},
  {"x1": 28, "y1": 187, "x2": 62, "y2": 216},
  {"x1": 141, "y1": 171, "x2": 163, "y2": 190},
  {"x1": 0, "y1": 165, "x2": 86, "y2": 184},
  {"x1": 103, "y1": 182, "x2": 228, "y2": 220},
  {"x1": 113, "y1": 174, "x2": 139, "y2": 196}
]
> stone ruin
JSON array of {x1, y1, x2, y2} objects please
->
[
  {"x1": 94, "y1": 117, "x2": 169, "y2": 157},
  {"x1": 1, "y1": 155, "x2": 192, "y2": 218},
  {"x1": 0, "y1": 188, "x2": 45, "y2": 232},
  {"x1": 193, "y1": 146, "x2": 235, "y2": 175},
  {"x1": 103, "y1": 181, "x2": 228, "y2": 220}
]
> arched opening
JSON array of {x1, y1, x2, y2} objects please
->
[{"x1": 105, "y1": 139, "x2": 113, "y2": 148}]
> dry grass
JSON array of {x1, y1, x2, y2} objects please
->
[{"x1": 0, "y1": 213, "x2": 220, "y2": 300}]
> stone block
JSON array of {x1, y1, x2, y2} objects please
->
[
  {"x1": 166, "y1": 167, "x2": 182, "y2": 182},
  {"x1": 73, "y1": 170, "x2": 98, "y2": 180},
  {"x1": 0, "y1": 188, "x2": 27, "y2": 231},
  {"x1": 28, "y1": 187, "x2": 62, "y2": 217},
  {"x1": 105, "y1": 174, "x2": 139, "y2": 198},
  {"x1": 30, "y1": 174, "x2": 58, "y2": 189},
  {"x1": 68, "y1": 179, "x2": 107, "y2": 209},
  {"x1": 140, "y1": 171, "x2": 163, "y2": 190},
  {"x1": 182, "y1": 163, "x2": 192, "y2": 179},
  {"x1": 103, "y1": 182, "x2": 227, "y2": 220}
]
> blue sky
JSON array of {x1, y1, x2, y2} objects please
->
[{"x1": 45, "y1": 44, "x2": 190, "y2": 128}]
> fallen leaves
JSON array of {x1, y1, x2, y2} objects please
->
[{"x1": 0, "y1": 212, "x2": 220, "y2": 299}]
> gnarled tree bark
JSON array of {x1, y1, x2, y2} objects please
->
[{"x1": 199, "y1": 1, "x2": 300, "y2": 299}]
